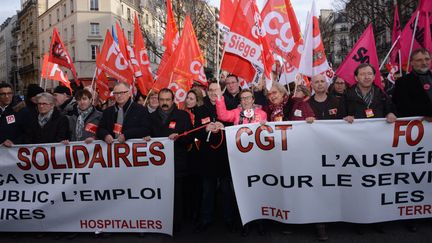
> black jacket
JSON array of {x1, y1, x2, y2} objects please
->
[
  {"x1": 0, "y1": 105, "x2": 24, "y2": 144},
  {"x1": 193, "y1": 97, "x2": 230, "y2": 177},
  {"x1": 393, "y1": 71, "x2": 432, "y2": 117},
  {"x1": 67, "y1": 107, "x2": 103, "y2": 141},
  {"x1": 97, "y1": 99, "x2": 150, "y2": 140},
  {"x1": 25, "y1": 108, "x2": 69, "y2": 144},
  {"x1": 149, "y1": 106, "x2": 193, "y2": 177},
  {"x1": 344, "y1": 85, "x2": 395, "y2": 119},
  {"x1": 309, "y1": 94, "x2": 344, "y2": 120}
]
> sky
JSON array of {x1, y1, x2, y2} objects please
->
[{"x1": 0, "y1": 0, "x2": 20, "y2": 24}]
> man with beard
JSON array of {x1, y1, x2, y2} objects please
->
[{"x1": 144, "y1": 88, "x2": 193, "y2": 233}]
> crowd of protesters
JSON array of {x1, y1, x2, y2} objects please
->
[{"x1": 1, "y1": 48, "x2": 432, "y2": 241}]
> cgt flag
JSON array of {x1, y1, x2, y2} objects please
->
[
  {"x1": 153, "y1": 16, "x2": 207, "y2": 106},
  {"x1": 49, "y1": 27, "x2": 79, "y2": 85},
  {"x1": 95, "y1": 68, "x2": 111, "y2": 103},
  {"x1": 221, "y1": 0, "x2": 274, "y2": 90},
  {"x1": 157, "y1": 0, "x2": 179, "y2": 77},
  {"x1": 335, "y1": 24, "x2": 382, "y2": 88},
  {"x1": 390, "y1": 4, "x2": 401, "y2": 66},
  {"x1": 41, "y1": 54, "x2": 72, "y2": 93},
  {"x1": 96, "y1": 30, "x2": 134, "y2": 84},
  {"x1": 134, "y1": 14, "x2": 154, "y2": 95}
]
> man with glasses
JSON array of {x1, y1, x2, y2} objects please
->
[
  {"x1": 0, "y1": 82, "x2": 24, "y2": 146},
  {"x1": 97, "y1": 81, "x2": 150, "y2": 144},
  {"x1": 223, "y1": 74, "x2": 241, "y2": 111}
]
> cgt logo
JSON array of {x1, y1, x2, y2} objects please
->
[
  {"x1": 235, "y1": 124, "x2": 292, "y2": 152},
  {"x1": 392, "y1": 120, "x2": 424, "y2": 147}
]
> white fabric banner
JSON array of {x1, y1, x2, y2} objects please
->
[
  {"x1": 225, "y1": 118, "x2": 432, "y2": 224},
  {"x1": 0, "y1": 139, "x2": 174, "y2": 235}
]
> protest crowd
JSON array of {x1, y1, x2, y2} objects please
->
[{"x1": 1, "y1": 0, "x2": 432, "y2": 241}]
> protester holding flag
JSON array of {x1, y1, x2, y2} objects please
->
[
  {"x1": 25, "y1": 92, "x2": 69, "y2": 144},
  {"x1": 393, "y1": 48, "x2": 432, "y2": 120},
  {"x1": 63, "y1": 89, "x2": 102, "y2": 143},
  {"x1": 144, "y1": 88, "x2": 193, "y2": 233},
  {"x1": 53, "y1": 85, "x2": 76, "y2": 116},
  {"x1": 97, "y1": 81, "x2": 150, "y2": 144},
  {"x1": 343, "y1": 64, "x2": 396, "y2": 123},
  {"x1": 193, "y1": 80, "x2": 237, "y2": 234}
]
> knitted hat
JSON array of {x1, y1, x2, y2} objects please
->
[
  {"x1": 53, "y1": 85, "x2": 71, "y2": 96},
  {"x1": 26, "y1": 84, "x2": 44, "y2": 99}
]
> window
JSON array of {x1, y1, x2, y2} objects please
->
[
  {"x1": 90, "y1": 0, "x2": 99, "y2": 11},
  {"x1": 63, "y1": 4, "x2": 67, "y2": 17},
  {"x1": 71, "y1": 24, "x2": 74, "y2": 37},
  {"x1": 70, "y1": 0, "x2": 74, "y2": 13},
  {"x1": 90, "y1": 23, "x2": 100, "y2": 35},
  {"x1": 41, "y1": 19, "x2": 44, "y2": 31},
  {"x1": 56, "y1": 9, "x2": 60, "y2": 21},
  {"x1": 64, "y1": 28, "x2": 68, "y2": 41},
  {"x1": 127, "y1": 31, "x2": 131, "y2": 43},
  {"x1": 42, "y1": 40, "x2": 45, "y2": 54},
  {"x1": 145, "y1": 14, "x2": 148, "y2": 25},
  {"x1": 91, "y1": 45, "x2": 98, "y2": 60},
  {"x1": 48, "y1": 14, "x2": 51, "y2": 26},
  {"x1": 127, "y1": 8, "x2": 131, "y2": 22}
]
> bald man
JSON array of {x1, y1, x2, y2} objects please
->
[{"x1": 308, "y1": 74, "x2": 344, "y2": 120}]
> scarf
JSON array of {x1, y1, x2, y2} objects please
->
[
  {"x1": 355, "y1": 86, "x2": 374, "y2": 108},
  {"x1": 185, "y1": 108, "x2": 195, "y2": 126},
  {"x1": 38, "y1": 109, "x2": 54, "y2": 127},
  {"x1": 158, "y1": 105, "x2": 175, "y2": 124},
  {"x1": 75, "y1": 106, "x2": 93, "y2": 140},
  {"x1": 268, "y1": 95, "x2": 289, "y2": 121}
]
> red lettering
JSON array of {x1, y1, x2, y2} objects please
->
[
  {"x1": 392, "y1": 120, "x2": 424, "y2": 147},
  {"x1": 255, "y1": 125, "x2": 274, "y2": 151},
  {"x1": 149, "y1": 142, "x2": 165, "y2": 166},
  {"x1": 17, "y1": 148, "x2": 31, "y2": 170},
  {"x1": 132, "y1": 143, "x2": 149, "y2": 166},
  {"x1": 236, "y1": 127, "x2": 253, "y2": 153}
]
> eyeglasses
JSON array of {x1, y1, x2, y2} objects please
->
[
  {"x1": 0, "y1": 92, "x2": 13, "y2": 97},
  {"x1": 112, "y1": 90, "x2": 129, "y2": 96},
  {"x1": 37, "y1": 102, "x2": 52, "y2": 106},
  {"x1": 267, "y1": 91, "x2": 279, "y2": 97},
  {"x1": 240, "y1": 96, "x2": 253, "y2": 101}
]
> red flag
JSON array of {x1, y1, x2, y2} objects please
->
[
  {"x1": 221, "y1": 0, "x2": 274, "y2": 89},
  {"x1": 261, "y1": 0, "x2": 303, "y2": 68},
  {"x1": 419, "y1": 0, "x2": 432, "y2": 13},
  {"x1": 390, "y1": 4, "x2": 401, "y2": 65},
  {"x1": 335, "y1": 24, "x2": 382, "y2": 88},
  {"x1": 157, "y1": 0, "x2": 179, "y2": 76},
  {"x1": 153, "y1": 16, "x2": 207, "y2": 105},
  {"x1": 399, "y1": 10, "x2": 432, "y2": 71},
  {"x1": 134, "y1": 14, "x2": 154, "y2": 95},
  {"x1": 48, "y1": 27, "x2": 79, "y2": 85},
  {"x1": 95, "y1": 68, "x2": 111, "y2": 103},
  {"x1": 41, "y1": 54, "x2": 72, "y2": 93},
  {"x1": 219, "y1": 0, "x2": 240, "y2": 32},
  {"x1": 96, "y1": 30, "x2": 134, "y2": 84},
  {"x1": 298, "y1": 0, "x2": 329, "y2": 78}
]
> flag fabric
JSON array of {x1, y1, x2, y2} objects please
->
[
  {"x1": 219, "y1": 0, "x2": 240, "y2": 33},
  {"x1": 419, "y1": 0, "x2": 432, "y2": 13},
  {"x1": 335, "y1": 24, "x2": 382, "y2": 88},
  {"x1": 390, "y1": 4, "x2": 401, "y2": 65},
  {"x1": 41, "y1": 54, "x2": 72, "y2": 93},
  {"x1": 48, "y1": 27, "x2": 79, "y2": 85},
  {"x1": 261, "y1": 0, "x2": 303, "y2": 68},
  {"x1": 95, "y1": 68, "x2": 111, "y2": 103},
  {"x1": 153, "y1": 16, "x2": 207, "y2": 105},
  {"x1": 220, "y1": 0, "x2": 274, "y2": 90},
  {"x1": 112, "y1": 25, "x2": 118, "y2": 44},
  {"x1": 399, "y1": 10, "x2": 432, "y2": 71},
  {"x1": 157, "y1": 0, "x2": 179, "y2": 76},
  {"x1": 298, "y1": 0, "x2": 329, "y2": 78},
  {"x1": 134, "y1": 14, "x2": 154, "y2": 95},
  {"x1": 96, "y1": 30, "x2": 134, "y2": 84}
]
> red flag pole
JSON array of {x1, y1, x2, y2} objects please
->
[
  {"x1": 398, "y1": 50, "x2": 402, "y2": 76},
  {"x1": 89, "y1": 67, "x2": 97, "y2": 99},
  {"x1": 406, "y1": 11, "x2": 420, "y2": 72}
]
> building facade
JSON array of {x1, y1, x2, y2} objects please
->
[{"x1": 0, "y1": 15, "x2": 19, "y2": 89}]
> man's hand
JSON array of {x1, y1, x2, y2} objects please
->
[
  {"x1": 385, "y1": 113, "x2": 397, "y2": 123},
  {"x1": 423, "y1": 116, "x2": 432, "y2": 122},
  {"x1": 306, "y1": 117, "x2": 315, "y2": 124},
  {"x1": 84, "y1": 137, "x2": 95, "y2": 144},
  {"x1": 61, "y1": 140, "x2": 70, "y2": 145},
  {"x1": 118, "y1": 134, "x2": 126, "y2": 143},
  {"x1": 205, "y1": 122, "x2": 216, "y2": 132},
  {"x1": 168, "y1": 133, "x2": 179, "y2": 140},
  {"x1": 2, "y1": 139, "x2": 14, "y2": 147},
  {"x1": 214, "y1": 121, "x2": 224, "y2": 131},
  {"x1": 104, "y1": 134, "x2": 114, "y2": 144},
  {"x1": 343, "y1": 116, "x2": 354, "y2": 124},
  {"x1": 143, "y1": 136, "x2": 151, "y2": 142}
]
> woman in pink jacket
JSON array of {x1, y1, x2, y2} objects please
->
[{"x1": 216, "y1": 89, "x2": 267, "y2": 125}]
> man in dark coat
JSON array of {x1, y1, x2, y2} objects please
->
[
  {"x1": 53, "y1": 85, "x2": 76, "y2": 116},
  {"x1": 393, "y1": 48, "x2": 432, "y2": 120},
  {"x1": 343, "y1": 63, "x2": 396, "y2": 123},
  {"x1": 0, "y1": 82, "x2": 24, "y2": 146},
  {"x1": 25, "y1": 92, "x2": 69, "y2": 144},
  {"x1": 309, "y1": 74, "x2": 344, "y2": 120},
  {"x1": 193, "y1": 81, "x2": 236, "y2": 233},
  {"x1": 97, "y1": 82, "x2": 150, "y2": 143},
  {"x1": 144, "y1": 88, "x2": 193, "y2": 232}
]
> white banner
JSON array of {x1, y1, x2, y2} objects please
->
[
  {"x1": 225, "y1": 118, "x2": 432, "y2": 224},
  {"x1": 0, "y1": 139, "x2": 174, "y2": 235}
]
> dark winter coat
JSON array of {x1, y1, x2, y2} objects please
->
[
  {"x1": 25, "y1": 107, "x2": 69, "y2": 144},
  {"x1": 67, "y1": 108, "x2": 102, "y2": 141}
]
